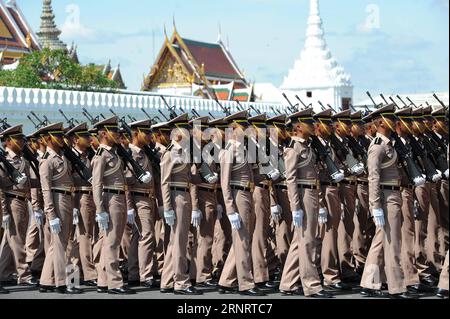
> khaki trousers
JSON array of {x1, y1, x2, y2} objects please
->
[
  {"x1": 274, "y1": 188, "x2": 293, "y2": 269},
  {"x1": 77, "y1": 194, "x2": 97, "y2": 281},
  {"x1": 338, "y1": 184, "x2": 357, "y2": 280},
  {"x1": 252, "y1": 186, "x2": 271, "y2": 283},
  {"x1": 354, "y1": 183, "x2": 371, "y2": 272},
  {"x1": 279, "y1": 227, "x2": 300, "y2": 292},
  {"x1": 438, "y1": 250, "x2": 449, "y2": 290}
]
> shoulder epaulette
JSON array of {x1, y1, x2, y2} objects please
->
[
  {"x1": 374, "y1": 137, "x2": 382, "y2": 145},
  {"x1": 96, "y1": 148, "x2": 104, "y2": 156},
  {"x1": 42, "y1": 152, "x2": 49, "y2": 160}
]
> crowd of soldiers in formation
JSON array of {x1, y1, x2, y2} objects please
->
[{"x1": 0, "y1": 97, "x2": 448, "y2": 299}]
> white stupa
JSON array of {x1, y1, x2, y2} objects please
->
[{"x1": 281, "y1": 0, "x2": 353, "y2": 111}]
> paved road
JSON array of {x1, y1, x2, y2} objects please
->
[{"x1": 0, "y1": 284, "x2": 441, "y2": 300}]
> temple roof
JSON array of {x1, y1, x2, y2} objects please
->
[{"x1": 281, "y1": 0, "x2": 351, "y2": 90}]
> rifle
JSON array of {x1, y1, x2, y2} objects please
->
[
  {"x1": 282, "y1": 93, "x2": 299, "y2": 113},
  {"x1": 283, "y1": 94, "x2": 343, "y2": 182},
  {"x1": 214, "y1": 98, "x2": 231, "y2": 117},
  {"x1": 433, "y1": 93, "x2": 448, "y2": 110},
  {"x1": 141, "y1": 108, "x2": 159, "y2": 125},
  {"x1": 160, "y1": 96, "x2": 178, "y2": 120},
  {"x1": 0, "y1": 148, "x2": 27, "y2": 185},
  {"x1": 109, "y1": 109, "x2": 161, "y2": 176},
  {"x1": 295, "y1": 95, "x2": 312, "y2": 109},
  {"x1": 60, "y1": 109, "x2": 95, "y2": 160},
  {"x1": 191, "y1": 109, "x2": 202, "y2": 119}
]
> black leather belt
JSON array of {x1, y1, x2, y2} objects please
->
[
  {"x1": 274, "y1": 185, "x2": 288, "y2": 190},
  {"x1": 357, "y1": 181, "x2": 369, "y2": 186},
  {"x1": 74, "y1": 190, "x2": 92, "y2": 195},
  {"x1": 4, "y1": 193, "x2": 28, "y2": 201},
  {"x1": 230, "y1": 185, "x2": 252, "y2": 192},
  {"x1": 103, "y1": 189, "x2": 126, "y2": 195},
  {"x1": 170, "y1": 186, "x2": 190, "y2": 193},
  {"x1": 380, "y1": 185, "x2": 401, "y2": 191},
  {"x1": 297, "y1": 184, "x2": 317, "y2": 190},
  {"x1": 198, "y1": 187, "x2": 216, "y2": 193},
  {"x1": 51, "y1": 189, "x2": 73, "y2": 196},
  {"x1": 340, "y1": 180, "x2": 358, "y2": 186},
  {"x1": 130, "y1": 191, "x2": 151, "y2": 197},
  {"x1": 401, "y1": 185, "x2": 414, "y2": 190},
  {"x1": 321, "y1": 182, "x2": 339, "y2": 187},
  {"x1": 256, "y1": 184, "x2": 270, "y2": 190}
]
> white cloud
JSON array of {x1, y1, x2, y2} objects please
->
[{"x1": 60, "y1": 4, "x2": 95, "y2": 40}]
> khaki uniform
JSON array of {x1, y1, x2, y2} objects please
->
[
  {"x1": 72, "y1": 147, "x2": 97, "y2": 281},
  {"x1": 282, "y1": 136, "x2": 323, "y2": 296},
  {"x1": 92, "y1": 144, "x2": 128, "y2": 289},
  {"x1": 39, "y1": 147, "x2": 74, "y2": 287},
  {"x1": 160, "y1": 141, "x2": 196, "y2": 290},
  {"x1": 361, "y1": 133, "x2": 406, "y2": 294},
  {"x1": 126, "y1": 143, "x2": 157, "y2": 283},
  {"x1": 0, "y1": 148, "x2": 37, "y2": 283},
  {"x1": 438, "y1": 251, "x2": 449, "y2": 291},
  {"x1": 218, "y1": 139, "x2": 255, "y2": 291}
]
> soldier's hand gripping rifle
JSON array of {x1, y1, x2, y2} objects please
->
[
  {"x1": 2, "y1": 117, "x2": 40, "y2": 179},
  {"x1": 284, "y1": 95, "x2": 344, "y2": 183},
  {"x1": 108, "y1": 109, "x2": 156, "y2": 181},
  {"x1": 32, "y1": 112, "x2": 93, "y2": 184}
]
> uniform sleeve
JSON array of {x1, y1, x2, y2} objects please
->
[
  {"x1": 318, "y1": 186, "x2": 327, "y2": 209},
  {"x1": 160, "y1": 151, "x2": 175, "y2": 212},
  {"x1": 220, "y1": 149, "x2": 237, "y2": 215},
  {"x1": 285, "y1": 147, "x2": 301, "y2": 212},
  {"x1": 269, "y1": 185, "x2": 278, "y2": 207},
  {"x1": 29, "y1": 161, "x2": 44, "y2": 212},
  {"x1": 368, "y1": 144, "x2": 385, "y2": 211},
  {"x1": 92, "y1": 155, "x2": 106, "y2": 214},
  {"x1": 0, "y1": 163, "x2": 13, "y2": 188},
  {"x1": 39, "y1": 159, "x2": 57, "y2": 220},
  {"x1": 190, "y1": 165, "x2": 199, "y2": 211}
]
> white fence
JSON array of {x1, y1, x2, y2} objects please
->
[{"x1": 0, "y1": 86, "x2": 287, "y2": 133}]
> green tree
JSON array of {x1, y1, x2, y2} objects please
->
[{"x1": 0, "y1": 49, "x2": 117, "y2": 92}]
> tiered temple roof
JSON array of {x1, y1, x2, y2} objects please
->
[{"x1": 142, "y1": 26, "x2": 253, "y2": 101}]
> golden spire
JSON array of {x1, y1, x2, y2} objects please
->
[{"x1": 26, "y1": 33, "x2": 32, "y2": 49}]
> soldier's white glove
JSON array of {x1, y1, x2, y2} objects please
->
[
  {"x1": 445, "y1": 169, "x2": 449, "y2": 179},
  {"x1": 413, "y1": 175, "x2": 426, "y2": 187},
  {"x1": 34, "y1": 210, "x2": 44, "y2": 226},
  {"x1": 205, "y1": 173, "x2": 219, "y2": 184},
  {"x1": 73, "y1": 208, "x2": 80, "y2": 225},
  {"x1": 2, "y1": 215, "x2": 11, "y2": 230},
  {"x1": 96, "y1": 212, "x2": 109, "y2": 231},
  {"x1": 158, "y1": 206, "x2": 164, "y2": 219},
  {"x1": 164, "y1": 210, "x2": 176, "y2": 227},
  {"x1": 373, "y1": 208, "x2": 385, "y2": 228},
  {"x1": 271, "y1": 205, "x2": 282, "y2": 222},
  {"x1": 350, "y1": 163, "x2": 365, "y2": 176},
  {"x1": 16, "y1": 173, "x2": 27, "y2": 184},
  {"x1": 318, "y1": 207, "x2": 328, "y2": 225},
  {"x1": 432, "y1": 170, "x2": 442, "y2": 183},
  {"x1": 292, "y1": 209, "x2": 304, "y2": 228},
  {"x1": 216, "y1": 204, "x2": 224, "y2": 220},
  {"x1": 228, "y1": 213, "x2": 242, "y2": 230},
  {"x1": 49, "y1": 218, "x2": 62, "y2": 234},
  {"x1": 191, "y1": 210, "x2": 202, "y2": 228},
  {"x1": 139, "y1": 171, "x2": 152, "y2": 184},
  {"x1": 127, "y1": 209, "x2": 136, "y2": 225},
  {"x1": 267, "y1": 169, "x2": 281, "y2": 181},
  {"x1": 331, "y1": 170, "x2": 345, "y2": 183}
]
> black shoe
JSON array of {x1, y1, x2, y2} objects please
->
[
  {"x1": 141, "y1": 279, "x2": 157, "y2": 288},
  {"x1": 97, "y1": 286, "x2": 108, "y2": 293},
  {"x1": 360, "y1": 288, "x2": 384, "y2": 297},
  {"x1": 196, "y1": 280, "x2": 218, "y2": 289},
  {"x1": 160, "y1": 287, "x2": 174, "y2": 294},
  {"x1": 421, "y1": 276, "x2": 438, "y2": 288},
  {"x1": 20, "y1": 277, "x2": 39, "y2": 286},
  {"x1": 0, "y1": 286, "x2": 9, "y2": 294},
  {"x1": 239, "y1": 288, "x2": 266, "y2": 296},
  {"x1": 174, "y1": 286, "x2": 203, "y2": 295},
  {"x1": 436, "y1": 289, "x2": 449, "y2": 299},
  {"x1": 326, "y1": 282, "x2": 353, "y2": 291},
  {"x1": 218, "y1": 285, "x2": 238, "y2": 294},
  {"x1": 55, "y1": 286, "x2": 83, "y2": 294},
  {"x1": 309, "y1": 290, "x2": 334, "y2": 298},
  {"x1": 408, "y1": 283, "x2": 434, "y2": 294},
  {"x1": 256, "y1": 281, "x2": 278, "y2": 292},
  {"x1": 280, "y1": 287, "x2": 304, "y2": 296},
  {"x1": 389, "y1": 292, "x2": 418, "y2": 300},
  {"x1": 83, "y1": 279, "x2": 98, "y2": 287},
  {"x1": 39, "y1": 285, "x2": 55, "y2": 293},
  {"x1": 108, "y1": 286, "x2": 136, "y2": 295},
  {"x1": 127, "y1": 280, "x2": 140, "y2": 287}
]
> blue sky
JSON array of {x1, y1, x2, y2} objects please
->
[{"x1": 19, "y1": 0, "x2": 449, "y2": 102}]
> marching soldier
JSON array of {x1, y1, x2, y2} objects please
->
[
  {"x1": 37, "y1": 122, "x2": 81, "y2": 294},
  {"x1": 91, "y1": 116, "x2": 135, "y2": 295},
  {"x1": 67, "y1": 123, "x2": 98, "y2": 286},
  {"x1": 159, "y1": 113, "x2": 203, "y2": 295},
  {"x1": 126, "y1": 119, "x2": 158, "y2": 288},
  {"x1": 217, "y1": 111, "x2": 264, "y2": 296},
  {"x1": 0, "y1": 125, "x2": 39, "y2": 287},
  {"x1": 281, "y1": 109, "x2": 332, "y2": 298},
  {"x1": 360, "y1": 104, "x2": 415, "y2": 299}
]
